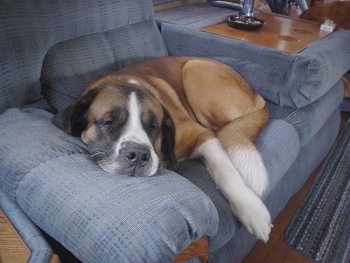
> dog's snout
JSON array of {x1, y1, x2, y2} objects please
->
[{"x1": 120, "y1": 143, "x2": 151, "y2": 167}]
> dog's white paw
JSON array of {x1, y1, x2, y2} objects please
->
[
  {"x1": 229, "y1": 189, "x2": 272, "y2": 242},
  {"x1": 192, "y1": 139, "x2": 272, "y2": 241},
  {"x1": 227, "y1": 146, "x2": 268, "y2": 197}
]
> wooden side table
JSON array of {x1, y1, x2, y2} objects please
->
[{"x1": 200, "y1": 12, "x2": 331, "y2": 53}]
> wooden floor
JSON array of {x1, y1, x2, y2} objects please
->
[
  {"x1": 0, "y1": 210, "x2": 60, "y2": 263},
  {"x1": 0, "y1": 210, "x2": 30, "y2": 263}
]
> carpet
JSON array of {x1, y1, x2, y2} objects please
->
[{"x1": 285, "y1": 118, "x2": 350, "y2": 263}]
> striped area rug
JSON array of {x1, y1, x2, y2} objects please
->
[{"x1": 286, "y1": 118, "x2": 350, "y2": 263}]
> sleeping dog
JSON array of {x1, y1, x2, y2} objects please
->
[{"x1": 53, "y1": 56, "x2": 272, "y2": 241}]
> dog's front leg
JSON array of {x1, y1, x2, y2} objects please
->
[{"x1": 191, "y1": 138, "x2": 272, "y2": 242}]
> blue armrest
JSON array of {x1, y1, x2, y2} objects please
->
[
  {"x1": 160, "y1": 23, "x2": 350, "y2": 108},
  {"x1": 0, "y1": 108, "x2": 219, "y2": 262}
]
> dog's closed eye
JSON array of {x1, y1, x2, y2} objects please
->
[
  {"x1": 96, "y1": 108, "x2": 128, "y2": 130},
  {"x1": 99, "y1": 119, "x2": 114, "y2": 127},
  {"x1": 149, "y1": 121, "x2": 160, "y2": 130}
]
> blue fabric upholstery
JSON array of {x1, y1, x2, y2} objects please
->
[
  {"x1": 1, "y1": 0, "x2": 349, "y2": 262},
  {"x1": 153, "y1": 4, "x2": 348, "y2": 261},
  {"x1": 160, "y1": 23, "x2": 350, "y2": 108},
  {"x1": 267, "y1": 81, "x2": 344, "y2": 146},
  {"x1": 155, "y1": 3, "x2": 234, "y2": 29},
  {"x1": 342, "y1": 100, "x2": 350, "y2": 112},
  {"x1": 153, "y1": 0, "x2": 175, "y2": 4},
  {"x1": 212, "y1": 56, "x2": 345, "y2": 145},
  {"x1": 41, "y1": 20, "x2": 167, "y2": 112},
  {"x1": 0, "y1": 0, "x2": 161, "y2": 113},
  {"x1": 0, "y1": 108, "x2": 219, "y2": 262}
]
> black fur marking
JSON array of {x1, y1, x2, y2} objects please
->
[{"x1": 161, "y1": 108, "x2": 177, "y2": 171}]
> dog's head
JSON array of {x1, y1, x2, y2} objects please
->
[{"x1": 53, "y1": 83, "x2": 176, "y2": 176}]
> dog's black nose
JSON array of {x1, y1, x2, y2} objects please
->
[{"x1": 120, "y1": 143, "x2": 151, "y2": 167}]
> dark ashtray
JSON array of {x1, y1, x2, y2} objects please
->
[{"x1": 226, "y1": 15, "x2": 264, "y2": 30}]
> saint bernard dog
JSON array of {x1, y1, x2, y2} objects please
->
[{"x1": 53, "y1": 56, "x2": 272, "y2": 242}]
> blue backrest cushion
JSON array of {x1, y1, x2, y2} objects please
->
[
  {"x1": 41, "y1": 20, "x2": 168, "y2": 112},
  {"x1": 0, "y1": 0, "x2": 167, "y2": 113}
]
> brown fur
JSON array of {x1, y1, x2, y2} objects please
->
[{"x1": 86, "y1": 56, "x2": 269, "y2": 159}]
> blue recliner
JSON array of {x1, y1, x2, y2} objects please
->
[{"x1": 1, "y1": 0, "x2": 350, "y2": 262}]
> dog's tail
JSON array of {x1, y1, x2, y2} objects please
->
[{"x1": 216, "y1": 101, "x2": 269, "y2": 197}]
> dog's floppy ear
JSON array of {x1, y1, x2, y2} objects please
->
[
  {"x1": 161, "y1": 108, "x2": 178, "y2": 171},
  {"x1": 52, "y1": 89, "x2": 100, "y2": 137}
]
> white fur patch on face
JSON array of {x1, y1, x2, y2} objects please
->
[{"x1": 115, "y1": 92, "x2": 159, "y2": 175}]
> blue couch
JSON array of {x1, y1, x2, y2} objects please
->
[{"x1": 1, "y1": 0, "x2": 350, "y2": 262}]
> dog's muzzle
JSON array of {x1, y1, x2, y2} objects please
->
[
  {"x1": 117, "y1": 141, "x2": 156, "y2": 176},
  {"x1": 90, "y1": 141, "x2": 157, "y2": 177},
  {"x1": 119, "y1": 142, "x2": 151, "y2": 169}
]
